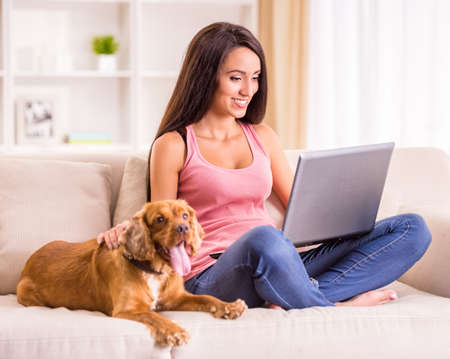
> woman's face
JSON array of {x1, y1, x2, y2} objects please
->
[{"x1": 208, "y1": 46, "x2": 261, "y2": 120}]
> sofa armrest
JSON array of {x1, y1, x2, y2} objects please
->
[{"x1": 398, "y1": 205, "x2": 450, "y2": 298}]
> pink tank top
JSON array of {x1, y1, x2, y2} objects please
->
[{"x1": 178, "y1": 121, "x2": 276, "y2": 281}]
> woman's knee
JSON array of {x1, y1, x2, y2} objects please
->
[
  {"x1": 397, "y1": 213, "x2": 432, "y2": 257},
  {"x1": 240, "y1": 225, "x2": 293, "y2": 262}
]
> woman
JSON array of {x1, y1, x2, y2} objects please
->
[{"x1": 98, "y1": 22, "x2": 431, "y2": 309}]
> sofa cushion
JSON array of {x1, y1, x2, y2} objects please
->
[
  {"x1": 0, "y1": 294, "x2": 169, "y2": 359},
  {"x1": 0, "y1": 159, "x2": 112, "y2": 294},
  {"x1": 1, "y1": 281, "x2": 448, "y2": 359},
  {"x1": 113, "y1": 155, "x2": 147, "y2": 226},
  {"x1": 167, "y1": 281, "x2": 450, "y2": 359},
  {"x1": 1, "y1": 151, "x2": 131, "y2": 220}
]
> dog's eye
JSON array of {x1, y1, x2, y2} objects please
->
[
  {"x1": 156, "y1": 216, "x2": 165, "y2": 223},
  {"x1": 182, "y1": 213, "x2": 189, "y2": 220}
]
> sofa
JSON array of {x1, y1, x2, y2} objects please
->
[{"x1": 0, "y1": 147, "x2": 449, "y2": 359}]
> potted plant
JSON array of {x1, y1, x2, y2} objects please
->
[{"x1": 92, "y1": 35, "x2": 120, "y2": 72}]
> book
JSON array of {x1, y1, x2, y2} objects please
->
[{"x1": 64, "y1": 132, "x2": 112, "y2": 144}]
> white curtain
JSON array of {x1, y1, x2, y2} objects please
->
[{"x1": 306, "y1": 0, "x2": 450, "y2": 154}]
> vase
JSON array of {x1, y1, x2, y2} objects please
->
[{"x1": 97, "y1": 54, "x2": 117, "y2": 72}]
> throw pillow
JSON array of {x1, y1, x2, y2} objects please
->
[
  {"x1": 0, "y1": 159, "x2": 112, "y2": 294},
  {"x1": 113, "y1": 155, "x2": 147, "y2": 226}
]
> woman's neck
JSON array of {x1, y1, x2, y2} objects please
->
[{"x1": 193, "y1": 116, "x2": 241, "y2": 141}]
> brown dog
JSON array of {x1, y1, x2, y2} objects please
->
[{"x1": 17, "y1": 200, "x2": 247, "y2": 346}]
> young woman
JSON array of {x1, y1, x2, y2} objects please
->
[{"x1": 98, "y1": 22, "x2": 431, "y2": 309}]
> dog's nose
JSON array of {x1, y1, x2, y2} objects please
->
[{"x1": 175, "y1": 224, "x2": 189, "y2": 235}]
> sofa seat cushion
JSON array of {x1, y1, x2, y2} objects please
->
[
  {"x1": 1, "y1": 281, "x2": 449, "y2": 359},
  {"x1": 0, "y1": 159, "x2": 112, "y2": 294},
  {"x1": 0, "y1": 294, "x2": 170, "y2": 359},
  {"x1": 168, "y1": 281, "x2": 450, "y2": 359}
]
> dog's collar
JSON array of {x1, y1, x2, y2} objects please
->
[{"x1": 122, "y1": 253, "x2": 163, "y2": 275}]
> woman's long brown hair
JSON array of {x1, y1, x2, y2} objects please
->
[{"x1": 146, "y1": 22, "x2": 268, "y2": 201}]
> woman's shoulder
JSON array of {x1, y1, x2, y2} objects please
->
[
  {"x1": 251, "y1": 123, "x2": 280, "y2": 154},
  {"x1": 153, "y1": 130, "x2": 185, "y2": 150},
  {"x1": 152, "y1": 130, "x2": 187, "y2": 170},
  {"x1": 252, "y1": 122, "x2": 276, "y2": 137}
]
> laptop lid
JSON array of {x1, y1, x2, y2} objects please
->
[{"x1": 282, "y1": 142, "x2": 395, "y2": 247}]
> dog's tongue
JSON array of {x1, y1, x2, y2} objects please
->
[{"x1": 170, "y1": 242, "x2": 191, "y2": 276}]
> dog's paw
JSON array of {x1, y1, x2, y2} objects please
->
[
  {"x1": 212, "y1": 299, "x2": 247, "y2": 320},
  {"x1": 154, "y1": 321, "x2": 190, "y2": 346}
]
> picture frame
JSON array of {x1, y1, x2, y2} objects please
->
[{"x1": 15, "y1": 87, "x2": 68, "y2": 145}]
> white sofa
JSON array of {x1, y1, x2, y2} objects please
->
[{"x1": 1, "y1": 147, "x2": 449, "y2": 359}]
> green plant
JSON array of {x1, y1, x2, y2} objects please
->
[{"x1": 92, "y1": 35, "x2": 119, "y2": 55}]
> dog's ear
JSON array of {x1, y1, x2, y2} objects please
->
[
  {"x1": 187, "y1": 206, "x2": 204, "y2": 256},
  {"x1": 119, "y1": 215, "x2": 154, "y2": 260}
]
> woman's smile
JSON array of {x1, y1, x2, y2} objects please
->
[{"x1": 232, "y1": 97, "x2": 249, "y2": 108}]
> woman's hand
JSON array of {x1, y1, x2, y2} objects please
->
[{"x1": 97, "y1": 220, "x2": 130, "y2": 249}]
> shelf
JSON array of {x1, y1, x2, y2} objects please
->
[
  {"x1": 12, "y1": 0, "x2": 131, "y2": 10},
  {"x1": 37, "y1": 0, "x2": 130, "y2": 4},
  {"x1": 0, "y1": 143, "x2": 134, "y2": 154},
  {"x1": 15, "y1": 71, "x2": 132, "y2": 79},
  {"x1": 41, "y1": 0, "x2": 252, "y2": 4},
  {"x1": 141, "y1": 71, "x2": 178, "y2": 79},
  {"x1": 141, "y1": 0, "x2": 254, "y2": 5}
]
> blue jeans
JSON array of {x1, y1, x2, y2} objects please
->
[{"x1": 185, "y1": 213, "x2": 431, "y2": 309}]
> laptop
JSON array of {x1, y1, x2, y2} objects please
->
[{"x1": 282, "y1": 142, "x2": 395, "y2": 247}]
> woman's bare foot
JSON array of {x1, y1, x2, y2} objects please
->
[
  {"x1": 335, "y1": 289, "x2": 398, "y2": 307},
  {"x1": 263, "y1": 302, "x2": 282, "y2": 309}
]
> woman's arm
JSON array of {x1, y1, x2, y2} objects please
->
[
  {"x1": 149, "y1": 131, "x2": 187, "y2": 202},
  {"x1": 254, "y1": 123, "x2": 294, "y2": 209}
]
